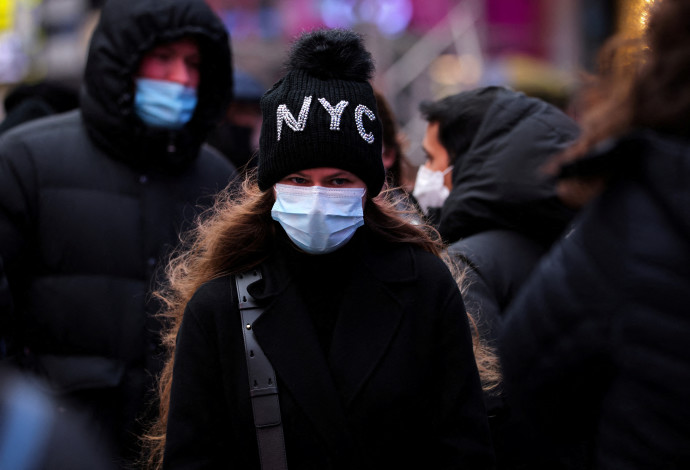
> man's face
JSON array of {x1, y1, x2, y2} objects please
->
[
  {"x1": 422, "y1": 121, "x2": 453, "y2": 190},
  {"x1": 137, "y1": 37, "x2": 201, "y2": 89}
]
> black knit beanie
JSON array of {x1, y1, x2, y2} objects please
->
[{"x1": 258, "y1": 29, "x2": 385, "y2": 196}]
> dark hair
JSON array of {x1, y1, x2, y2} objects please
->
[
  {"x1": 419, "y1": 86, "x2": 502, "y2": 163},
  {"x1": 375, "y1": 90, "x2": 402, "y2": 184},
  {"x1": 374, "y1": 90, "x2": 417, "y2": 190}
]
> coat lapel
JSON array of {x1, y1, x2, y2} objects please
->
[
  {"x1": 329, "y1": 238, "x2": 417, "y2": 408},
  {"x1": 247, "y1": 234, "x2": 418, "y2": 452},
  {"x1": 250, "y1": 254, "x2": 355, "y2": 457},
  {"x1": 327, "y1": 268, "x2": 402, "y2": 407}
]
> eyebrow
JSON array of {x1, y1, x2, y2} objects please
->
[
  {"x1": 150, "y1": 44, "x2": 173, "y2": 53},
  {"x1": 290, "y1": 170, "x2": 351, "y2": 176}
]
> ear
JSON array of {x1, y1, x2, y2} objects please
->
[{"x1": 381, "y1": 147, "x2": 396, "y2": 171}]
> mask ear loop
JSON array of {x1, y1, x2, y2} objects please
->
[{"x1": 442, "y1": 165, "x2": 454, "y2": 176}]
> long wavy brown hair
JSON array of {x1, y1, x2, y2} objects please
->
[
  {"x1": 552, "y1": 0, "x2": 690, "y2": 206},
  {"x1": 142, "y1": 171, "x2": 499, "y2": 469},
  {"x1": 453, "y1": 263, "x2": 502, "y2": 395}
]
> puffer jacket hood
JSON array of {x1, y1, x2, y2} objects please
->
[
  {"x1": 80, "y1": 0, "x2": 233, "y2": 171},
  {"x1": 438, "y1": 88, "x2": 579, "y2": 244}
]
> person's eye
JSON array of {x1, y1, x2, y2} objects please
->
[
  {"x1": 186, "y1": 58, "x2": 201, "y2": 70},
  {"x1": 331, "y1": 178, "x2": 349, "y2": 186},
  {"x1": 152, "y1": 52, "x2": 173, "y2": 62},
  {"x1": 290, "y1": 176, "x2": 308, "y2": 184},
  {"x1": 153, "y1": 49, "x2": 172, "y2": 60}
]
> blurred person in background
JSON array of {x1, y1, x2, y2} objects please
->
[
  {"x1": 206, "y1": 68, "x2": 266, "y2": 173},
  {"x1": 374, "y1": 89, "x2": 424, "y2": 223},
  {"x1": 0, "y1": 0, "x2": 236, "y2": 466},
  {"x1": 0, "y1": 365, "x2": 117, "y2": 470},
  {"x1": 0, "y1": 80, "x2": 79, "y2": 135},
  {"x1": 145, "y1": 29, "x2": 494, "y2": 470},
  {"x1": 2, "y1": 258, "x2": 115, "y2": 470},
  {"x1": 414, "y1": 86, "x2": 580, "y2": 469},
  {"x1": 375, "y1": 89, "x2": 416, "y2": 193},
  {"x1": 498, "y1": 0, "x2": 690, "y2": 468},
  {"x1": 413, "y1": 86, "x2": 577, "y2": 244},
  {"x1": 413, "y1": 86, "x2": 578, "y2": 343}
]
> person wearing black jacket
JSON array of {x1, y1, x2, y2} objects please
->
[
  {"x1": 499, "y1": 0, "x2": 690, "y2": 468},
  {"x1": 145, "y1": 29, "x2": 494, "y2": 470},
  {"x1": 416, "y1": 87, "x2": 579, "y2": 336},
  {"x1": 0, "y1": 0, "x2": 236, "y2": 465},
  {"x1": 0, "y1": 81, "x2": 79, "y2": 136},
  {"x1": 413, "y1": 86, "x2": 580, "y2": 468}
]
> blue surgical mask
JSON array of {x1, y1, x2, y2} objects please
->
[
  {"x1": 271, "y1": 184, "x2": 365, "y2": 255},
  {"x1": 134, "y1": 78, "x2": 198, "y2": 129}
]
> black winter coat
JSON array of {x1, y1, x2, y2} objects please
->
[
  {"x1": 0, "y1": 0, "x2": 235, "y2": 462},
  {"x1": 498, "y1": 130, "x2": 690, "y2": 469},
  {"x1": 444, "y1": 88, "x2": 579, "y2": 338},
  {"x1": 164, "y1": 228, "x2": 495, "y2": 470},
  {"x1": 444, "y1": 89, "x2": 579, "y2": 469}
]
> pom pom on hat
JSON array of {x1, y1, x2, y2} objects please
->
[
  {"x1": 258, "y1": 29, "x2": 385, "y2": 196},
  {"x1": 287, "y1": 29, "x2": 374, "y2": 81}
]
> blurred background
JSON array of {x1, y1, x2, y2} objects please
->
[{"x1": 0, "y1": 0, "x2": 654, "y2": 164}]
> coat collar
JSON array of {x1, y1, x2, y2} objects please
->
[
  {"x1": 247, "y1": 228, "x2": 418, "y2": 455},
  {"x1": 247, "y1": 227, "x2": 419, "y2": 299}
]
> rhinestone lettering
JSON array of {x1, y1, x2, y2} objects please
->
[
  {"x1": 354, "y1": 104, "x2": 376, "y2": 144},
  {"x1": 277, "y1": 96, "x2": 313, "y2": 141},
  {"x1": 318, "y1": 98, "x2": 349, "y2": 130}
]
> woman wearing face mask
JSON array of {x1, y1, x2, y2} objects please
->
[{"x1": 144, "y1": 29, "x2": 494, "y2": 470}]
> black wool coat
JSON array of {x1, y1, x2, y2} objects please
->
[
  {"x1": 0, "y1": 0, "x2": 235, "y2": 462},
  {"x1": 164, "y1": 229, "x2": 495, "y2": 470},
  {"x1": 499, "y1": 130, "x2": 690, "y2": 469}
]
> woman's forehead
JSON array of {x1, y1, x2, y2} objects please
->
[{"x1": 288, "y1": 167, "x2": 357, "y2": 178}]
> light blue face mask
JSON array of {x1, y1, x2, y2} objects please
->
[
  {"x1": 134, "y1": 78, "x2": 198, "y2": 130},
  {"x1": 271, "y1": 184, "x2": 365, "y2": 255}
]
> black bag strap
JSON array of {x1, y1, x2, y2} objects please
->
[{"x1": 235, "y1": 269, "x2": 288, "y2": 470}]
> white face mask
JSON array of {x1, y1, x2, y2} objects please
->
[
  {"x1": 412, "y1": 165, "x2": 453, "y2": 213},
  {"x1": 271, "y1": 184, "x2": 365, "y2": 255}
]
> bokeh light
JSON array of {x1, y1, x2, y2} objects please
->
[{"x1": 320, "y1": 0, "x2": 412, "y2": 36}]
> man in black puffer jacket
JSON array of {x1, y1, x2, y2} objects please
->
[
  {"x1": 413, "y1": 86, "x2": 580, "y2": 468},
  {"x1": 0, "y1": 0, "x2": 236, "y2": 465},
  {"x1": 414, "y1": 86, "x2": 578, "y2": 346}
]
